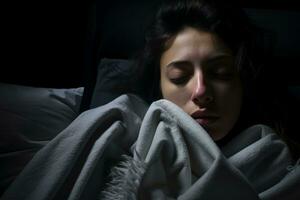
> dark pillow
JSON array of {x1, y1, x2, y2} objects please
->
[
  {"x1": 0, "y1": 83, "x2": 84, "y2": 195},
  {"x1": 90, "y1": 58, "x2": 139, "y2": 109}
]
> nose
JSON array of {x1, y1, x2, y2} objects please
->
[{"x1": 191, "y1": 70, "x2": 213, "y2": 105}]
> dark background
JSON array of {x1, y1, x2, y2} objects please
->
[
  {"x1": 1, "y1": 1, "x2": 93, "y2": 88},
  {"x1": 0, "y1": 0, "x2": 299, "y2": 88}
]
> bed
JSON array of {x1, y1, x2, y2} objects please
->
[{"x1": 1, "y1": 0, "x2": 300, "y2": 199}]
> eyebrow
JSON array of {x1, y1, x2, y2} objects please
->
[
  {"x1": 165, "y1": 60, "x2": 192, "y2": 69},
  {"x1": 165, "y1": 53, "x2": 233, "y2": 68},
  {"x1": 204, "y1": 54, "x2": 233, "y2": 63}
]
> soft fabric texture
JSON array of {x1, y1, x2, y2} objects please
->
[
  {"x1": 0, "y1": 83, "x2": 84, "y2": 195},
  {"x1": 2, "y1": 94, "x2": 299, "y2": 200}
]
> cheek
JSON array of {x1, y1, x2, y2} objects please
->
[
  {"x1": 211, "y1": 81, "x2": 242, "y2": 139},
  {"x1": 160, "y1": 79, "x2": 192, "y2": 109},
  {"x1": 214, "y1": 80, "x2": 243, "y2": 114}
]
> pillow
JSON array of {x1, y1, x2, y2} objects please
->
[
  {"x1": 0, "y1": 83, "x2": 84, "y2": 195},
  {"x1": 90, "y1": 58, "x2": 138, "y2": 108}
]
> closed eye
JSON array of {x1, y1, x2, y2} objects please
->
[
  {"x1": 204, "y1": 55, "x2": 235, "y2": 79},
  {"x1": 169, "y1": 75, "x2": 191, "y2": 85},
  {"x1": 209, "y1": 70, "x2": 235, "y2": 80},
  {"x1": 206, "y1": 61, "x2": 236, "y2": 81},
  {"x1": 166, "y1": 61, "x2": 193, "y2": 85}
]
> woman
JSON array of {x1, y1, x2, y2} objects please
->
[
  {"x1": 159, "y1": 26, "x2": 242, "y2": 141},
  {"x1": 137, "y1": 0, "x2": 299, "y2": 156},
  {"x1": 2, "y1": 0, "x2": 299, "y2": 199}
]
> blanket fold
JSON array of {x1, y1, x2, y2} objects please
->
[{"x1": 2, "y1": 94, "x2": 299, "y2": 200}]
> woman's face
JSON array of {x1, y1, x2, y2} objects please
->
[{"x1": 160, "y1": 27, "x2": 242, "y2": 140}]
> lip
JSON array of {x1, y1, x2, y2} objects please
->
[
  {"x1": 193, "y1": 117, "x2": 218, "y2": 126},
  {"x1": 191, "y1": 110, "x2": 219, "y2": 126}
]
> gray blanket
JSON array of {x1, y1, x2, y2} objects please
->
[{"x1": 2, "y1": 95, "x2": 300, "y2": 200}]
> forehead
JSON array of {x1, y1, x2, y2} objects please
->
[{"x1": 161, "y1": 27, "x2": 232, "y2": 65}]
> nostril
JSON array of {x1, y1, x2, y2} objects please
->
[
  {"x1": 192, "y1": 93, "x2": 214, "y2": 106},
  {"x1": 204, "y1": 95, "x2": 213, "y2": 103}
]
